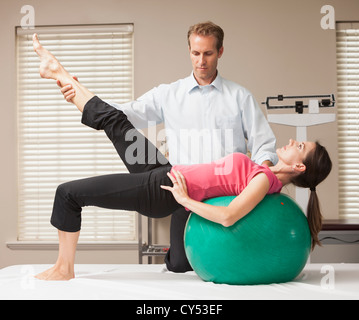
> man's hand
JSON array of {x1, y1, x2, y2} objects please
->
[
  {"x1": 57, "y1": 76, "x2": 78, "y2": 103},
  {"x1": 261, "y1": 160, "x2": 274, "y2": 167}
]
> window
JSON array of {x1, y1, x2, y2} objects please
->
[
  {"x1": 16, "y1": 24, "x2": 136, "y2": 242},
  {"x1": 337, "y1": 22, "x2": 359, "y2": 219}
]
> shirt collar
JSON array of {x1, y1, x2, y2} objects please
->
[{"x1": 186, "y1": 71, "x2": 223, "y2": 93}]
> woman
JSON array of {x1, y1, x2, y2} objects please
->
[{"x1": 32, "y1": 34, "x2": 332, "y2": 280}]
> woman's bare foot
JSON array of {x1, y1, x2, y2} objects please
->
[
  {"x1": 32, "y1": 33, "x2": 66, "y2": 83},
  {"x1": 35, "y1": 264, "x2": 74, "y2": 281},
  {"x1": 32, "y1": 33, "x2": 94, "y2": 111}
]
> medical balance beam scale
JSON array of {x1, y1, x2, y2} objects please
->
[{"x1": 263, "y1": 94, "x2": 336, "y2": 213}]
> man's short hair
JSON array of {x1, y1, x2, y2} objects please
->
[{"x1": 187, "y1": 21, "x2": 224, "y2": 52}]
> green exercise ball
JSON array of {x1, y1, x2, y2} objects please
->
[{"x1": 184, "y1": 194, "x2": 311, "y2": 285}]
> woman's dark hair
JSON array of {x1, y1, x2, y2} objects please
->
[{"x1": 290, "y1": 142, "x2": 332, "y2": 250}]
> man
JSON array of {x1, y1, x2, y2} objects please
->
[{"x1": 60, "y1": 22, "x2": 278, "y2": 272}]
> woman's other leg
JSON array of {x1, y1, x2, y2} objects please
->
[
  {"x1": 35, "y1": 230, "x2": 79, "y2": 280},
  {"x1": 51, "y1": 168, "x2": 176, "y2": 233},
  {"x1": 36, "y1": 167, "x2": 178, "y2": 280}
]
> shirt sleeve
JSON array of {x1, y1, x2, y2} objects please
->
[
  {"x1": 241, "y1": 93, "x2": 278, "y2": 165},
  {"x1": 104, "y1": 86, "x2": 164, "y2": 129}
]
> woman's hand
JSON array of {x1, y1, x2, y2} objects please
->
[{"x1": 161, "y1": 169, "x2": 190, "y2": 206}]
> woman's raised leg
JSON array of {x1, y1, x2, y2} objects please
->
[
  {"x1": 82, "y1": 97, "x2": 169, "y2": 173},
  {"x1": 33, "y1": 33, "x2": 169, "y2": 173}
]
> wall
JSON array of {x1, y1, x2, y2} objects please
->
[{"x1": 1, "y1": 0, "x2": 358, "y2": 268}]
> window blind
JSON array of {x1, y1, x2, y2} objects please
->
[
  {"x1": 16, "y1": 24, "x2": 137, "y2": 241},
  {"x1": 337, "y1": 22, "x2": 359, "y2": 219}
]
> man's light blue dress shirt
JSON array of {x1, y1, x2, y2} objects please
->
[{"x1": 107, "y1": 73, "x2": 278, "y2": 166}]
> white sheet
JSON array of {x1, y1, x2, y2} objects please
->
[{"x1": 0, "y1": 263, "x2": 358, "y2": 300}]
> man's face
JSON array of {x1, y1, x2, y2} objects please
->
[{"x1": 189, "y1": 34, "x2": 224, "y2": 85}]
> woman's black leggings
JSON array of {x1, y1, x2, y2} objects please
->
[{"x1": 50, "y1": 96, "x2": 182, "y2": 232}]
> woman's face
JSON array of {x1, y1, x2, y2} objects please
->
[{"x1": 277, "y1": 139, "x2": 316, "y2": 166}]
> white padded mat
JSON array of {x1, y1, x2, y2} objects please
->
[{"x1": 0, "y1": 263, "x2": 358, "y2": 300}]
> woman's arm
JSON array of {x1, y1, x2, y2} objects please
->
[{"x1": 161, "y1": 170, "x2": 270, "y2": 227}]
